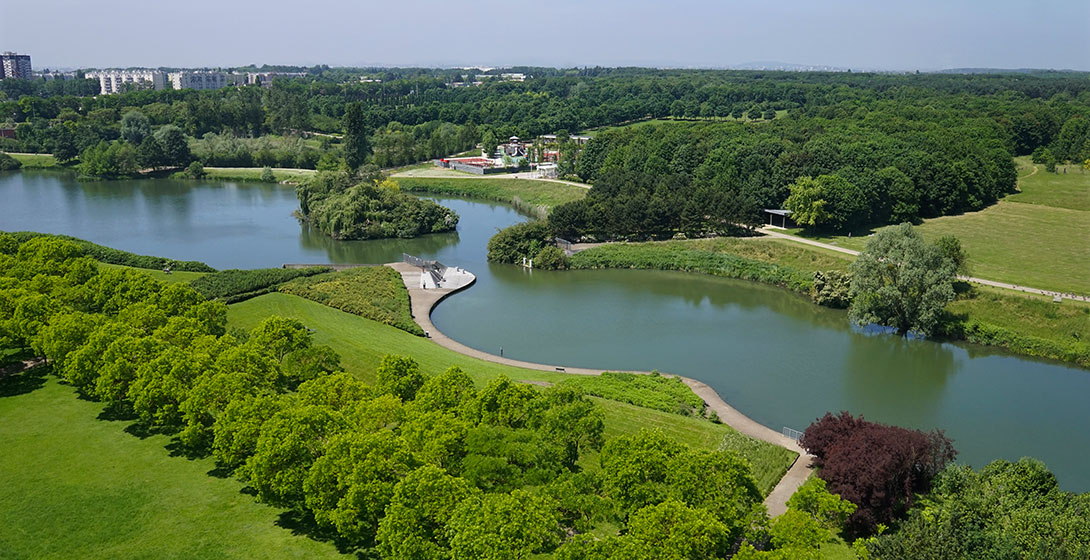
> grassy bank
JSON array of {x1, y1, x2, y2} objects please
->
[
  {"x1": 944, "y1": 288, "x2": 1090, "y2": 368},
  {"x1": 227, "y1": 292, "x2": 797, "y2": 495},
  {"x1": 0, "y1": 372, "x2": 344, "y2": 559},
  {"x1": 569, "y1": 237, "x2": 847, "y2": 294},
  {"x1": 396, "y1": 176, "x2": 588, "y2": 217},
  {"x1": 4, "y1": 152, "x2": 59, "y2": 168},
  {"x1": 178, "y1": 166, "x2": 317, "y2": 184}
]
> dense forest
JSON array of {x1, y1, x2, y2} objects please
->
[{"x1": 3, "y1": 69, "x2": 1089, "y2": 181}]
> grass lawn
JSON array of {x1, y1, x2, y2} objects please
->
[
  {"x1": 1008, "y1": 156, "x2": 1090, "y2": 211},
  {"x1": 279, "y1": 266, "x2": 423, "y2": 335},
  {"x1": 5, "y1": 152, "x2": 59, "y2": 168},
  {"x1": 396, "y1": 176, "x2": 588, "y2": 211},
  {"x1": 190, "y1": 167, "x2": 317, "y2": 183},
  {"x1": 0, "y1": 371, "x2": 345, "y2": 559},
  {"x1": 227, "y1": 292, "x2": 796, "y2": 495},
  {"x1": 99, "y1": 262, "x2": 207, "y2": 284}
]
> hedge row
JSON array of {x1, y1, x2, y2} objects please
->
[
  {"x1": 3, "y1": 231, "x2": 215, "y2": 272},
  {"x1": 190, "y1": 267, "x2": 330, "y2": 302}
]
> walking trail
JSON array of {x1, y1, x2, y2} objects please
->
[
  {"x1": 386, "y1": 262, "x2": 812, "y2": 516},
  {"x1": 758, "y1": 227, "x2": 1090, "y2": 303}
]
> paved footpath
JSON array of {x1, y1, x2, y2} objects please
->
[
  {"x1": 386, "y1": 261, "x2": 813, "y2": 516},
  {"x1": 759, "y1": 227, "x2": 1090, "y2": 303}
]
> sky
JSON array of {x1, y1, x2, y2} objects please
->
[{"x1": 4, "y1": 0, "x2": 1089, "y2": 71}]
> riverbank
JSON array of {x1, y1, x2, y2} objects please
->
[
  {"x1": 384, "y1": 261, "x2": 811, "y2": 516},
  {"x1": 569, "y1": 237, "x2": 1090, "y2": 369},
  {"x1": 5, "y1": 152, "x2": 59, "y2": 168}
]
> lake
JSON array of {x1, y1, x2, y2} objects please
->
[{"x1": 2, "y1": 170, "x2": 1087, "y2": 491}]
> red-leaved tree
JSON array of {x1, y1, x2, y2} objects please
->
[{"x1": 800, "y1": 411, "x2": 956, "y2": 535}]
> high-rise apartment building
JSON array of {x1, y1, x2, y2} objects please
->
[{"x1": 0, "y1": 52, "x2": 33, "y2": 80}]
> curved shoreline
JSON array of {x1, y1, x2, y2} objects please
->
[{"x1": 385, "y1": 262, "x2": 813, "y2": 515}]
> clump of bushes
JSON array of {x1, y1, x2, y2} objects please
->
[
  {"x1": 2, "y1": 231, "x2": 214, "y2": 272},
  {"x1": 559, "y1": 371, "x2": 705, "y2": 416},
  {"x1": 0, "y1": 152, "x2": 22, "y2": 170},
  {"x1": 486, "y1": 221, "x2": 563, "y2": 268},
  {"x1": 190, "y1": 267, "x2": 330, "y2": 303},
  {"x1": 279, "y1": 266, "x2": 423, "y2": 335},
  {"x1": 810, "y1": 270, "x2": 852, "y2": 308},
  {"x1": 297, "y1": 170, "x2": 458, "y2": 240}
]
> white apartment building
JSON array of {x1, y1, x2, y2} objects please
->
[
  {"x1": 169, "y1": 71, "x2": 227, "y2": 91},
  {"x1": 85, "y1": 70, "x2": 167, "y2": 94}
]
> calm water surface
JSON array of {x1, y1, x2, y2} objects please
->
[{"x1": 2, "y1": 170, "x2": 1087, "y2": 491}]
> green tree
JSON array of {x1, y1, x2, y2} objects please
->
[
  {"x1": 51, "y1": 123, "x2": 79, "y2": 163},
  {"x1": 153, "y1": 125, "x2": 192, "y2": 166},
  {"x1": 446, "y1": 489, "x2": 561, "y2": 560},
  {"x1": 412, "y1": 365, "x2": 477, "y2": 413},
  {"x1": 783, "y1": 174, "x2": 866, "y2": 232},
  {"x1": 211, "y1": 393, "x2": 288, "y2": 470},
  {"x1": 934, "y1": 235, "x2": 969, "y2": 275},
  {"x1": 786, "y1": 476, "x2": 856, "y2": 531},
  {"x1": 376, "y1": 354, "x2": 426, "y2": 401},
  {"x1": 303, "y1": 430, "x2": 418, "y2": 543},
  {"x1": 376, "y1": 465, "x2": 478, "y2": 560},
  {"x1": 120, "y1": 110, "x2": 151, "y2": 144},
  {"x1": 343, "y1": 102, "x2": 370, "y2": 170},
  {"x1": 625, "y1": 500, "x2": 731, "y2": 560},
  {"x1": 246, "y1": 404, "x2": 349, "y2": 507},
  {"x1": 481, "y1": 129, "x2": 499, "y2": 157},
  {"x1": 849, "y1": 223, "x2": 957, "y2": 336},
  {"x1": 666, "y1": 448, "x2": 763, "y2": 541},
  {"x1": 599, "y1": 429, "x2": 686, "y2": 519}
]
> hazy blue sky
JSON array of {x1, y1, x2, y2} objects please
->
[{"x1": 5, "y1": 0, "x2": 1088, "y2": 70}]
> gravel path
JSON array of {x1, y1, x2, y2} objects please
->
[{"x1": 385, "y1": 261, "x2": 812, "y2": 516}]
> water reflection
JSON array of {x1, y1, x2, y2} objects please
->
[
  {"x1": 843, "y1": 333, "x2": 957, "y2": 424},
  {"x1": 297, "y1": 225, "x2": 461, "y2": 265}
]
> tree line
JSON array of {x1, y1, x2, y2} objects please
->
[{"x1": 1, "y1": 233, "x2": 858, "y2": 558}]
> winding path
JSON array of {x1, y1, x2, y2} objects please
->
[
  {"x1": 385, "y1": 262, "x2": 813, "y2": 516},
  {"x1": 758, "y1": 227, "x2": 1090, "y2": 303}
]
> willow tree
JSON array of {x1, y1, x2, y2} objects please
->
[{"x1": 848, "y1": 223, "x2": 956, "y2": 336}]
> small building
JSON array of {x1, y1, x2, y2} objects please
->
[{"x1": 763, "y1": 209, "x2": 796, "y2": 228}]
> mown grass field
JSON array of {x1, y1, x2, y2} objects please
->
[
  {"x1": 227, "y1": 292, "x2": 796, "y2": 494},
  {"x1": 783, "y1": 157, "x2": 1090, "y2": 295},
  {"x1": 4, "y1": 152, "x2": 59, "y2": 168},
  {"x1": 190, "y1": 167, "x2": 317, "y2": 183},
  {"x1": 1007, "y1": 157, "x2": 1090, "y2": 211},
  {"x1": 0, "y1": 372, "x2": 344, "y2": 560},
  {"x1": 395, "y1": 175, "x2": 588, "y2": 211}
]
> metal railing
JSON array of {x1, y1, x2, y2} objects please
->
[{"x1": 782, "y1": 427, "x2": 804, "y2": 441}]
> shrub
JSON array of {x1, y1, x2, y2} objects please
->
[
  {"x1": 486, "y1": 221, "x2": 554, "y2": 264},
  {"x1": 800, "y1": 412, "x2": 957, "y2": 535},
  {"x1": 559, "y1": 372, "x2": 705, "y2": 416},
  {"x1": 0, "y1": 152, "x2": 22, "y2": 170},
  {"x1": 279, "y1": 266, "x2": 423, "y2": 335},
  {"x1": 810, "y1": 270, "x2": 851, "y2": 308},
  {"x1": 533, "y1": 245, "x2": 568, "y2": 270},
  {"x1": 260, "y1": 166, "x2": 276, "y2": 182},
  {"x1": 189, "y1": 267, "x2": 329, "y2": 302},
  {"x1": 185, "y1": 160, "x2": 205, "y2": 179}
]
